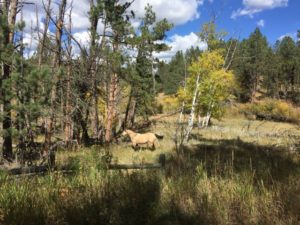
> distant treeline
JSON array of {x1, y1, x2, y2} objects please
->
[{"x1": 158, "y1": 28, "x2": 300, "y2": 104}]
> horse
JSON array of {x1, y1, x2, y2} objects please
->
[{"x1": 122, "y1": 129, "x2": 163, "y2": 150}]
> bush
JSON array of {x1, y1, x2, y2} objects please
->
[
  {"x1": 155, "y1": 93, "x2": 179, "y2": 113},
  {"x1": 240, "y1": 99, "x2": 300, "y2": 123}
]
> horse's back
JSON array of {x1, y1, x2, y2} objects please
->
[
  {"x1": 132, "y1": 132, "x2": 156, "y2": 143},
  {"x1": 147, "y1": 133, "x2": 157, "y2": 141}
]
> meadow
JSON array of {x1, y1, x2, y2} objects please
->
[{"x1": 1, "y1": 111, "x2": 300, "y2": 225}]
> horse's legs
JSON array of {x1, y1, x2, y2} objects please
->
[
  {"x1": 132, "y1": 142, "x2": 140, "y2": 151},
  {"x1": 151, "y1": 142, "x2": 155, "y2": 151}
]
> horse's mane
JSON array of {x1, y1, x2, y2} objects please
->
[
  {"x1": 126, "y1": 129, "x2": 137, "y2": 135},
  {"x1": 125, "y1": 129, "x2": 138, "y2": 139}
]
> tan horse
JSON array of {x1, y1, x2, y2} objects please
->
[{"x1": 122, "y1": 129, "x2": 163, "y2": 150}]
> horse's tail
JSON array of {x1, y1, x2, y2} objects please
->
[{"x1": 155, "y1": 133, "x2": 164, "y2": 140}]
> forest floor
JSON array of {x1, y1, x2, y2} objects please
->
[
  {"x1": 1, "y1": 113, "x2": 300, "y2": 225},
  {"x1": 81, "y1": 114, "x2": 300, "y2": 166}
]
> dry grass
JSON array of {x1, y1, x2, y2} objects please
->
[
  {"x1": 1, "y1": 112, "x2": 300, "y2": 225},
  {"x1": 108, "y1": 114, "x2": 300, "y2": 165}
]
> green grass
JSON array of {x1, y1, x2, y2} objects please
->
[{"x1": 1, "y1": 115, "x2": 300, "y2": 225}]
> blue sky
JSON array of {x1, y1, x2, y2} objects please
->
[
  {"x1": 169, "y1": 0, "x2": 299, "y2": 44},
  {"x1": 20, "y1": 0, "x2": 299, "y2": 60}
]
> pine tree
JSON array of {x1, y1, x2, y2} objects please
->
[
  {"x1": 263, "y1": 47, "x2": 281, "y2": 98},
  {"x1": 161, "y1": 51, "x2": 186, "y2": 95},
  {"x1": 185, "y1": 46, "x2": 202, "y2": 66},
  {"x1": 124, "y1": 4, "x2": 172, "y2": 127},
  {"x1": 0, "y1": 0, "x2": 18, "y2": 159},
  {"x1": 276, "y1": 36, "x2": 299, "y2": 102},
  {"x1": 104, "y1": 0, "x2": 134, "y2": 142},
  {"x1": 234, "y1": 28, "x2": 268, "y2": 102}
]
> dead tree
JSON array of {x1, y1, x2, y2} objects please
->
[
  {"x1": 44, "y1": 0, "x2": 67, "y2": 150},
  {"x1": 37, "y1": 0, "x2": 51, "y2": 67},
  {"x1": 64, "y1": 1, "x2": 73, "y2": 145}
]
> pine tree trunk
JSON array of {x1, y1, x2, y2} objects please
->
[
  {"x1": 105, "y1": 34, "x2": 120, "y2": 143},
  {"x1": 38, "y1": 0, "x2": 51, "y2": 67},
  {"x1": 105, "y1": 72, "x2": 119, "y2": 142},
  {"x1": 89, "y1": 9, "x2": 107, "y2": 140},
  {"x1": 91, "y1": 61, "x2": 99, "y2": 139},
  {"x1": 64, "y1": 4, "x2": 73, "y2": 145},
  {"x1": 81, "y1": 108, "x2": 90, "y2": 144},
  {"x1": 1, "y1": 0, "x2": 18, "y2": 159},
  {"x1": 92, "y1": 80, "x2": 99, "y2": 137},
  {"x1": 124, "y1": 90, "x2": 136, "y2": 129},
  {"x1": 64, "y1": 56, "x2": 72, "y2": 144},
  {"x1": 89, "y1": 0, "x2": 99, "y2": 139},
  {"x1": 45, "y1": 0, "x2": 66, "y2": 150},
  {"x1": 2, "y1": 64, "x2": 13, "y2": 158}
]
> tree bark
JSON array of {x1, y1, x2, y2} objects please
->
[
  {"x1": 38, "y1": 0, "x2": 51, "y2": 67},
  {"x1": 184, "y1": 74, "x2": 200, "y2": 143},
  {"x1": 64, "y1": 3, "x2": 73, "y2": 145},
  {"x1": 124, "y1": 89, "x2": 136, "y2": 129},
  {"x1": 44, "y1": 0, "x2": 66, "y2": 150},
  {"x1": 1, "y1": 0, "x2": 18, "y2": 159},
  {"x1": 89, "y1": 0, "x2": 100, "y2": 139},
  {"x1": 105, "y1": 71, "x2": 119, "y2": 142}
]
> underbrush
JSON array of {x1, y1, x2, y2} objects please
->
[
  {"x1": 1, "y1": 142, "x2": 300, "y2": 225},
  {"x1": 239, "y1": 99, "x2": 300, "y2": 123},
  {"x1": 155, "y1": 93, "x2": 179, "y2": 113}
]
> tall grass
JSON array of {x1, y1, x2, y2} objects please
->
[
  {"x1": 1, "y1": 114, "x2": 300, "y2": 225},
  {"x1": 1, "y1": 143, "x2": 300, "y2": 225}
]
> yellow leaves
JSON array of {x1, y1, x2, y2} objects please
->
[
  {"x1": 98, "y1": 97, "x2": 106, "y2": 117},
  {"x1": 199, "y1": 50, "x2": 224, "y2": 71},
  {"x1": 177, "y1": 87, "x2": 188, "y2": 102},
  {"x1": 188, "y1": 50, "x2": 225, "y2": 79},
  {"x1": 156, "y1": 93, "x2": 179, "y2": 113},
  {"x1": 179, "y1": 50, "x2": 235, "y2": 118}
]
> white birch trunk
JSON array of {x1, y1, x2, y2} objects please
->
[
  {"x1": 204, "y1": 111, "x2": 211, "y2": 128},
  {"x1": 184, "y1": 74, "x2": 200, "y2": 143}
]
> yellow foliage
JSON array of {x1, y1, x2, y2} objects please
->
[
  {"x1": 156, "y1": 93, "x2": 179, "y2": 113},
  {"x1": 98, "y1": 97, "x2": 106, "y2": 119},
  {"x1": 240, "y1": 99, "x2": 300, "y2": 123},
  {"x1": 189, "y1": 50, "x2": 224, "y2": 78},
  {"x1": 180, "y1": 50, "x2": 235, "y2": 118}
]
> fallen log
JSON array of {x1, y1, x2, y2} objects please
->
[
  {"x1": 7, "y1": 165, "x2": 51, "y2": 175},
  {"x1": 108, "y1": 163, "x2": 162, "y2": 170},
  {"x1": 149, "y1": 109, "x2": 181, "y2": 121}
]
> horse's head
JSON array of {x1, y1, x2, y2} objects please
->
[{"x1": 122, "y1": 130, "x2": 128, "y2": 136}]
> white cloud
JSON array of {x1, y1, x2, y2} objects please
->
[
  {"x1": 17, "y1": 0, "x2": 205, "y2": 58},
  {"x1": 18, "y1": 0, "x2": 91, "y2": 32},
  {"x1": 154, "y1": 32, "x2": 207, "y2": 61},
  {"x1": 130, "y1": 0, "x2": 204, "y2": 26},
  {"x1": 19, "y1": 0, "x2": 204, "y2": 33},
  {"x1": 278, "y1": 32, "x2": 297, "y2": 41},
  {"x1": 231, "y1": 0, "x2": 288, "y2": 19},
  {"x1": 257, "y1": 19, "x2": 265, "y2": 27}
]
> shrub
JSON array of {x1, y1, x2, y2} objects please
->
[
  {"x1": 240, "y1": 99, "x2": 300, "y2": 123},
  {"x1": 155, "y1": 93, "x2": 179, "y2": 113}
]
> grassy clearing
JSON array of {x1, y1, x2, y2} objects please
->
[{"x1": 1, "y1": 115, "x2": 300, "y2": 225}]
